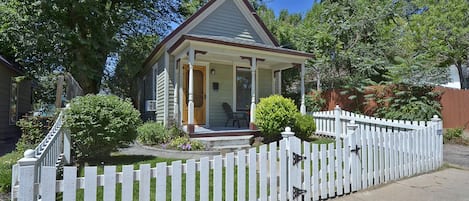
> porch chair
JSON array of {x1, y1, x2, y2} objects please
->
[{"x1": 222, "y1": 102, "x2": 249, "y2": 128}]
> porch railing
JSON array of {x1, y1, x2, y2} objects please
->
[{"x1": 11, "y1": 107, "x2": 71, "y2": 201}]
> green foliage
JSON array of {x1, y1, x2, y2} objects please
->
[
  {"x1": 168, "y1": 136, "x2": 205, "y2": 151},
  {"x1": 15, "y1": 116, "x2": 53, "y2": 153},
  {"x1": 370, "y1": 84, "x2": 441, "y2": 121},
  {"x1": 293, "y1": 114, "x2": 316, "y2": 141},
  {"x1": 0, "y1": 0, "x2": 186, "y2": 94},
  {"x1": 305, "y1": 91, "x2": 326, "y2": 112},
  {"x1": 443, "y1": 128, "x2": 464, "y2": 144},
  {"x1": 106, "y1": 34, "x2": 159, "y2": 99},
  {"x1": 64, "y1": 95, "x2": 142, "y2": 161},
  {"x1": 0, "y1": 151, "x2": 22, "y2": 193},
  {"x1": 136, "y1": 122, "x2": 170, "y2": 145},
  {"x1": 255, "y1": 95, "x2": 299, "y2": 142}
]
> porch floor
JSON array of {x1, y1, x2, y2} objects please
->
[{"x1": 183, "y1": 126, "x2": 259, "y2": 138}]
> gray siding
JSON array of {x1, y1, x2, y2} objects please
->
[
  {"x1": 209, "y1": 63, "x2": 233, "y2": 127},
  {"x1": 0, "y1": 64, "x2": 31, "y2": 142},
  {"x1": 258, "y1": 69, "x2": 273, "y2": 99},
  {"x1": 188, "y1": 0, "x2": 263, "y2": 43},
  {"x1": 156, "y1": 57, "x2": 165, "y2": 123},
  {"x1": 167, "y1": 56, "x2": 175, "y2": 122}
]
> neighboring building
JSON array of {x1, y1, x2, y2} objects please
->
[
  {"x1": 0, "y1": 55, "x2": 32, "y2": 154},
  {"x1": 137, "y1": 0, "x2": 312, "y2": 134},
  {"x1": 442, "y1": 65, "x2": 469, "y2": 89}
]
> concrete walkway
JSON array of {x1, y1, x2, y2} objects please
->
[{"x1": 332, "y1": 168, "x2": 469, "y2": 201}]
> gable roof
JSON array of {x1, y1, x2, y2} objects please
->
[
  {"x1": 0, "y1": 54, "x2": 24, "y2": 75},
  {"x1": 142, "y1": 0, "x2": 279, "y2": 67},
  {"x1": 169, "y1": 34, "x2": 313, "y2": 58}
]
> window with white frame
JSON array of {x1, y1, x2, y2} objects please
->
[{"x1": 236, "y1": 67, "x2": 251, "y2": 111}]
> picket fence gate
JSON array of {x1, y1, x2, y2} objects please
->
[{"x1": 12, "y1": 108, "x2": 443, "y2": 201}]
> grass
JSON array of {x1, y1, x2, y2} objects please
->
[{"x1": 65, "y1": 154, "x2": 265, "y2": 201}]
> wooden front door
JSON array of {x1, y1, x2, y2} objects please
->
[{"x1": 182, "y1": 65, "x2": 206, "y2": 125}]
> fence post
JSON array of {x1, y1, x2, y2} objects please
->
[
  {"x1": 63, "y1": 104, "x2": 71, "y2": 165},
  {"x1": 17, "y1": 149, "x2": 38, "y2": 201},
  {"x1": 431, "y1": 115, "x2": 443, "y2": 167},
  {"x1": 335, "y1": 105, "x2": 342, "y2": 142},
  {"x1": 281, "y1": 127, "x2": 294, "y2": 200}
]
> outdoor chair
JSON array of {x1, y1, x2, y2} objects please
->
[{"x1": 222, "y1": 102, "x2": 248, "y2": 128}]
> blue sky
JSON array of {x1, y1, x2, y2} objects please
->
[{"x1": 265, "y1": 0, "x2": 318, "y2": 16}]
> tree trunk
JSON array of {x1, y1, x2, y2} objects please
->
[{"x1": 456, "y1": 61, "x2": 468, "y2": 89}]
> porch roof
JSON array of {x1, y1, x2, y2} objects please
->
[{"x1": 169, "y1": 34, "x2": 314, "y2": 60}]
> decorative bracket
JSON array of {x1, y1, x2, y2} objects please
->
[
  {"x1": 293, "y1": 152, "x2": 306, "y2": 166},
  {"x1": 293, "y1": 186, "x2": 307, "y2": 200}
]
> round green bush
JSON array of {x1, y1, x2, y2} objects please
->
[
  {"x1": 255, "y1": 95, "x2": 299, "y2": 142},
  {"x1": 64, "y1": 95, "x2": 141, "y2": 161},
  {"x1": 293, "y1": 113, "x2": 316, "y2": 141},
  {"x1": 137, "y1": 122, "x2": 170, "y2": 145}
]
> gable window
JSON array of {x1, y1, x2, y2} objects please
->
[
  {"x1": 236, "y1": 67, "x2": 251, "y2": 111},
  {"x1": 9, "y1": 77, "x2": 19, "y2": 125}
]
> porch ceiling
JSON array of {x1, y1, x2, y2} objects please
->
[{"x1": 169, "y1": 34, "x2": 313, "y2": 70}]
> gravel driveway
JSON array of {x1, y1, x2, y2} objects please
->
[{"x1": 444, "y1": 143, "x2": 469, "y2": 168}]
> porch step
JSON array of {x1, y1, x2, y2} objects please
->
[{"x1": 195, "y1": 135, "x2": 253, "y2": 151}]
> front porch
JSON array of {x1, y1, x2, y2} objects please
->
[{"x1": 170, "y1": 34, "x2": 312, "y2": 134}]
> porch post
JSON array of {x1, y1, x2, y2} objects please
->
[
  {"x1": 300, "y1": 62, "x2": 306, "y2": 115},
  {"x1": 250, "y1": 57, "x2": 257, "y2": 130},
  {"x1": 188, "y1": 48, "x2": 195, "y2": 133},
  {"x1": 174, "y1": 59, "x2": 180, "y2": 126}
]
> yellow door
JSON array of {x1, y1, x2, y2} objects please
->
[{"x1": 182, "y1": 65, "x2": 206, "y2": 125}]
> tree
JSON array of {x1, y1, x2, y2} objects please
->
[
  {"x1": 407, "y1": 0, "x2": 469, "y2": 89},
  {"x1": 0, "y1": 0, "x2": 182, "y2": 94},
  {"x1": 107, "y1": 34, "x2": 159, "y2": 99}
]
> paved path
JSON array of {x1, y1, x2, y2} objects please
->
[
  {"x1": 444, "y1": 144, "x2": 469, "y2": 168},
  {"x1": 332, "y1": 168, "x2": 469, "y2": 201}
]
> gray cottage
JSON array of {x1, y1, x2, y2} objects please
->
[
  {"x1": 0, "y1": 55, "x2": 32, "y2": 154},
  {"x1": 138, "y1": 0, "x2": 312, "y2": 136}
]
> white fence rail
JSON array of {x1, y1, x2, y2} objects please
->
[
  {"x1": 311, "y1": 105, "x2": 434, "y2": 138},
  {"x1": 12, "y1": 107, "x2": 443, "y2": 201},
  {"x1": 11, "y1": 108, "x2": 71, "y2": 201}
]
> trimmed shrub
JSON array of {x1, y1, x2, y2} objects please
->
[
  {"x1": 168, "y1": 136, "x2": 205, "y2": 151},
  {"x1": 0, "y1": 151, "x2": 22, "y2": 193},
  {"x1": 64, "y1": 95, "x2": 141, "y2": 161},
  {"x1": 137, "y1": 122, "x2": 170, "y2": 145},
  {"x1": 255, "y1": 95, "x2": 299, "y2": 142},
  {"x1": 293, "y1": 113, "x2": 316, "y2": 141}
]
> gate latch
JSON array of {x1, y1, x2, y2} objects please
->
[
  {"x1": 293, "y1": 186, "x2": 307, "y2": 199},
  {"x1": 350, "y1": 145, "x2": 361, "y2": 154},
  {"x1": 293, "y1": 152, "x2": 306, "y2": 166}
]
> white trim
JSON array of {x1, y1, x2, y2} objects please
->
[
  {"x1": 233, "y1": 0, "x2": 275, "y2": 46},
  {"x1": 166, "y1": 0, "x2": 226, "y2": 48},
  {"x1": 205, "y1": 64, "x2": 211, "y2": 128},
  {"x1": 163, "y1": 52, "x2": 170, "y2": 126}
]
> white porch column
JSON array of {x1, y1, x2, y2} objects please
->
[
  {"x1": 173, "y1": 59, "x2": 180, "y2": 125},
  {"x1": 188, "y1": 48, "x2": 195, "y2": 133},
  {"x1": 300, "y1": 62, "x2": 306, "y2": 115},
  {"x1": 250, "y1": 57, "x2": 257, "y2": 127}
]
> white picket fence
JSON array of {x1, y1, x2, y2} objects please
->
[
  {"x1": 11, "y1": 108, "x2": 71, "y2": 201},
  {"x1": 311, "y1": 105, "x2": 434, "y2": 138},
  {"x1": 12, "y1": 108, "x2": 443, "y2": 201}
]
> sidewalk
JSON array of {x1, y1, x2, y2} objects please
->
[{"x1": 332, "y1": 168, "x2": 469, "y2": 201}]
